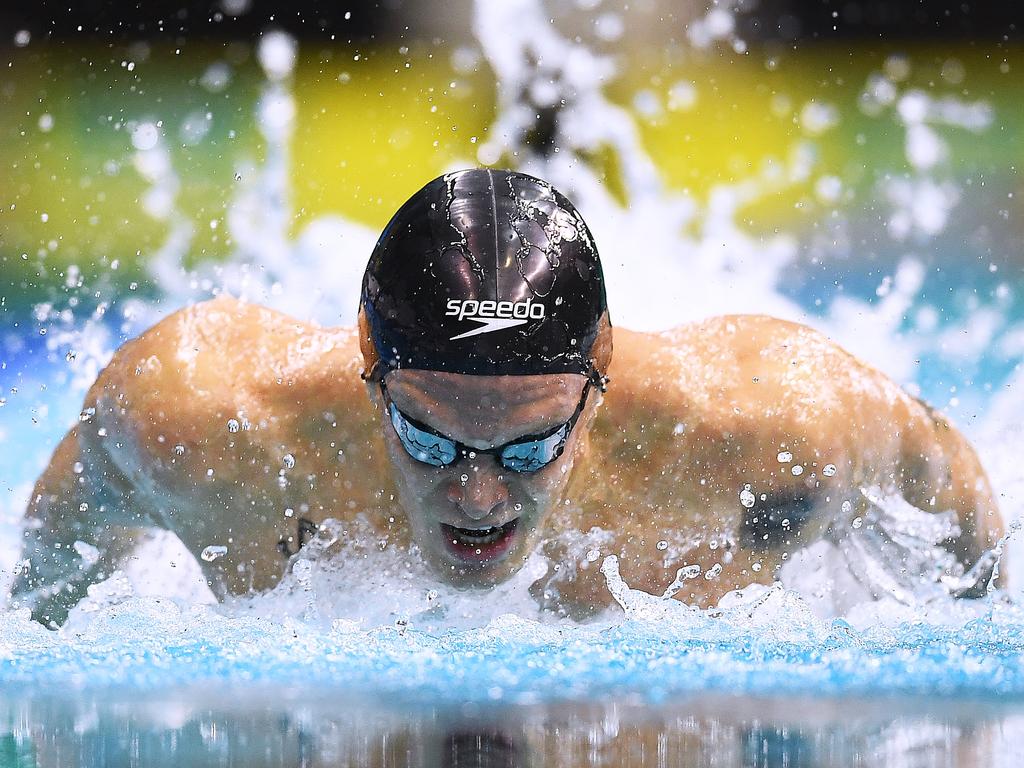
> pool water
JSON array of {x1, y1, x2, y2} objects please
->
[
  {"x1": 1, "y1": 0, "x2": 1023, "y2": 765},
  {"x1": 3, "y1": 689, "x2": 1022, "y2": 767},
  {"x1": 3, "y1": 588, "x2": 1024, "y2": 766}
]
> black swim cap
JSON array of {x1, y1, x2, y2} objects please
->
[{"x1": 361, "y1": 169, "x2": 609, "y2": 379}]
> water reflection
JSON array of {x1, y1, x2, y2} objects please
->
[
  {"x1": 1, "y1": 688, "x2": 1018, "y2": 768},
  {"x1": 442, "y1": 730, "x2": 523, "y2": 768}
]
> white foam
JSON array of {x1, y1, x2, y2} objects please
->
[{"x1": 223, "y1": 518, "x2": 558, "y2": 632}]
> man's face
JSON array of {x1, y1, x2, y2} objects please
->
[{"x1": 371, "y1": 370, "x2": 595, "y2": 586}]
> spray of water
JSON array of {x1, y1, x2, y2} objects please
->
[{"x1": 2, "y1": 0, "x2": 1022, "y2": 640}]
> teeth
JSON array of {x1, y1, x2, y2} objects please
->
[
  {"x1": 442, "y1": 519, "x2": 518, "y2": 552},
  {"x1": 453, "y1": 526, "x2": 504, "y2": 545}
]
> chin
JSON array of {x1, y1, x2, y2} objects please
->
[{"x1": 426, "y1": 542, "x2": 530, "y2": 588}]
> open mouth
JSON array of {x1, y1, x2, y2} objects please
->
[{"x1": 440, "y1": 518, "x2": 519, "y2": 564}]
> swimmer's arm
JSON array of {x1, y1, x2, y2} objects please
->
[
  {"x1": 700, "y1": 315, "x2": 1004, "y2": 567},
  {"x1": 8, "y1": 305, "x2": 207, "y2": 625},
  {"x1": 16, "y1": 295, "x2": 378, "y2": 616},
  {"x1": 897, "y1": 401, "x2": 1004, "y2": 572},
  {"x1": 10, "y1": 422, "x2": 158, "y2": 626}
]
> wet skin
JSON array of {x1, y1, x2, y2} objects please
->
[{"x1": 12, "y1": 296, "x2": 1004, "y2": 624}]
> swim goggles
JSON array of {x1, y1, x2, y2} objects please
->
[{"x1": 379, "y1": 377, "x2": 594, "y2": 473}]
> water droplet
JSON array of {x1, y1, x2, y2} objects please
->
[
  {"x1": 680, "y1": 564, "x2": 701, "y2": 579},
  {"x1": 284, "y1": 507, "x2": 294, "y2": 518},
  {"x1": 78, "y1": 407, "x2": 95, "y2": 423},
  {"x1": 752, "y1": 562, "x2": 762, "y2": 572},
  {"x1": 72, "y1": 461, "x2": 84, "y2": 474},
  {"x1": 426, "y1": 589, "x2": 438, "y2": 602},
  {"x1": 585, "y1": 548, "x2": 600, "y2": 562},
  {"x1": 791, "y1": 465, "x2": 804, "y2": 476},
  {"x1": 852, "y1": 516, "x2": 863, "y2": 529},
  {"x1": 656, "y1": 540, "x2": 668, "y2": 551},
  {"x1": 460, "y1": 473, "x2": 469, "y2": 484},
  {"x1": 841, "y1": 500, "x2": 853, "y2": 513},
  {"x1": 777, "y1": 451, "x2": 793, "y2": 463},
  {"x1": 174, "y1": 444, "x2": 186, "y2": 456},
  {"x1": 201, "y1": 545, "x2": 228, "y2": 562},
  {"x1": 227, "y1": 418, "x2": 240, "y2": 433},
  {"x1": 704, "y1": 563, "x2": 723, "y2": 580},
  {"x1": 513, "y1": 502, "x2": 523, "y2": 511},
  {"x1": 739, "y1": 487, "x2": 756, "y2": 508},
  {"x1": 78, "y1": 502, "x2": 89, "y2": 512},
  {"x1": 282, "y1": 453, "x2": 295, "y2": 469},
  {"x1": 822, "y1": 463, "x2": 837, "y2": 477}
]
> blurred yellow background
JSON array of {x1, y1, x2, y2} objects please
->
[{"x1": 1, "y1": 39, "x2": 1020, "y2": 310}]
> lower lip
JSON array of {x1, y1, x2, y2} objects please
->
[{"x1": 440, "y1": 519, "x2": 519, "y2": 564}]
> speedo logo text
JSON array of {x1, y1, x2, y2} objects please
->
[{"x1": 445, "y1": 298, "x2": 545, "y2": 340}]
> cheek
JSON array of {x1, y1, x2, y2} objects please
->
[
  {"x1": 383, "y1": 433, "x2": 451, "y2": 496},
  {"x1": 511, "y1": 460, "x2": 573, "y2": 504},
  {"x1": 531, "y1": 441, "x2": 587, "y2": 504}
]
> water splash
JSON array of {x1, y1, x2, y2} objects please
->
[
  {"x1": 223, "y1": 518, "x2": 556, "y2": 633},
  {"x1": 127, "y1": 30, "x2": 377, "y2": 332}
]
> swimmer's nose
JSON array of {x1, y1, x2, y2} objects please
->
[{"x1": 447, "y1": 464, "x2": 510, "y2": 522}]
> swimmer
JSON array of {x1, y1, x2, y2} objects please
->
[{"x1": 11, "y1": 169, "x2": 1003, "y2": 625}]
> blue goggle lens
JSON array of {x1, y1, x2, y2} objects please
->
[
  {"x1": 499, "y1": 427, "x2": 570, "y2": 472},
  {"x1": 389, "y1": 403, "x2": 458, "y2": 467}
]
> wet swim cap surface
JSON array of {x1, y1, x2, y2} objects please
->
[{"x1": 361, "y1": 169, "x2": 609, "y2": 378}]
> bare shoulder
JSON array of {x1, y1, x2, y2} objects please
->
[
  {"x1": 95, "y1": 295, "x2": 357, "y2": 396},
  {"x1": 589, "y1": 314, "x2": 997, "y2": 539},
  {"x1": 582, "y1": 314, "x2": 936, "y2": 529},
  {"x1": 608, "y1": 314, "x2": 919, "y2": 429},
  {"x1": 85, "y1": 296, "x2": 370, "y2": 488}
]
